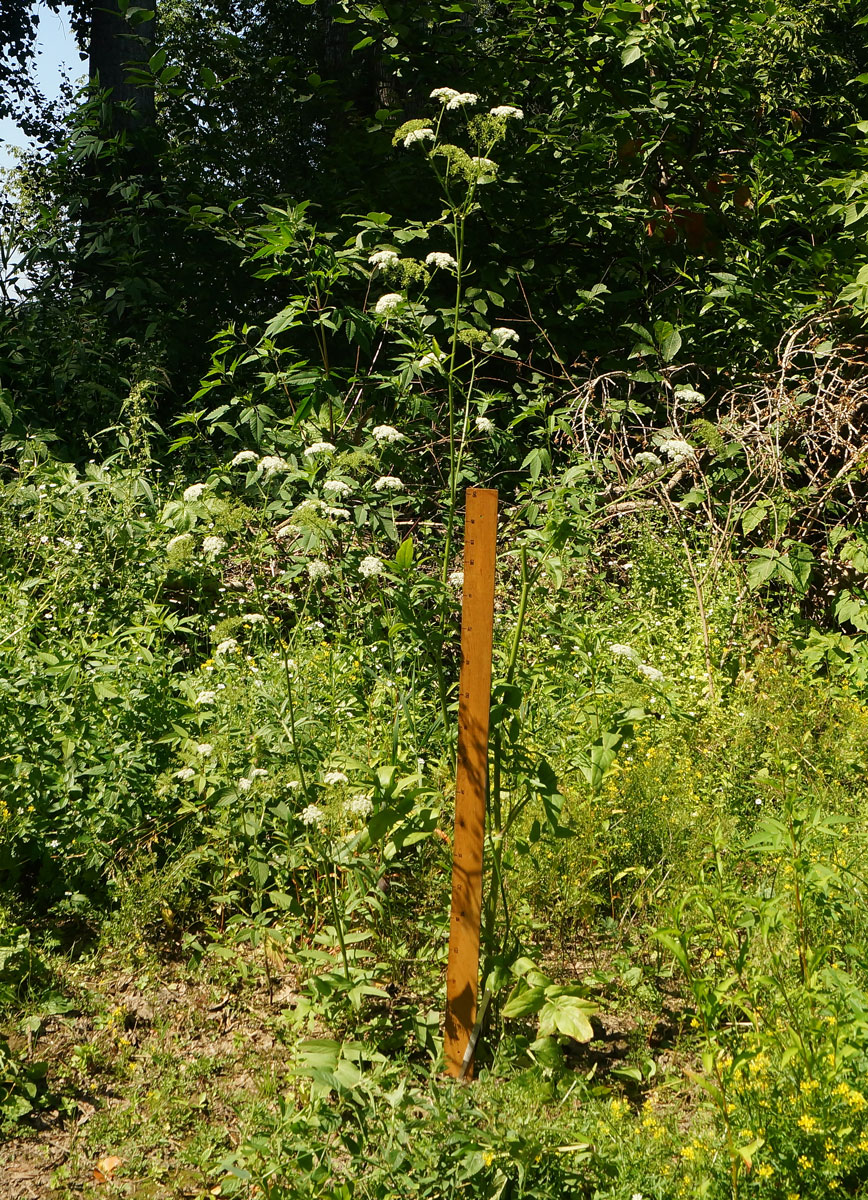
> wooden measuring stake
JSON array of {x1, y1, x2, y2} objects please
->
[{"x1": 445, "y1": 487, "x2": 498, "y2": 1079}]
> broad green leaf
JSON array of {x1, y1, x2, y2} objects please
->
[
  {"x1": 537, "y1": 994, "x2": 596, "y2": 1042},
  {"x1": 502, "y1": 984, "x2": 547, "y2": 1019},
  {"x1": 394, "y1": 536, "x2": 414, "y2": 569}
]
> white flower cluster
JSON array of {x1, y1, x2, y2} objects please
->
[
  {"x1": 448, "y1": 569, "x2": 464, "y2": 588},
  {"x1": 430, "y1": 87, "x2": 459, "y2": 102},
  {"x1": 675, "y1": 387, "x2": 705, "y2": 404},
  {"x1": 373, "y1": 475, "x2": 403, "y2": 492},
  {"x1": 242, "y1": 613, "x2": 266, "y2": 625},
  {"x1": 375, "y1": 293, "x2": 404, "y2": 316},
  {"x1": 301, "y1": 804, "x2": 323, "y2": 827},
  {"x1": 609, "y1": 643, "x2": 636, "y2": 659},
  {"x1": 196, "y1": 743, "x2": 213, "y2": 757},
  {"x1": 369, "y1": 249, "x2": 400, "y2": 269},
  {"x1": 658, "y1": 438, "x2": 695, "y2": 463},
  {"x1": 175, "y1": 766, "x2": 195, "y2": 781},
  {"x1": 490, "y1": 105, "x2": 524, "y2": 120},
  {"x1": 202, "y1": 535, "x2": 225, "y2": 556},
  {"x1": 216, "y1": 637, "x2": 238, "y2": 656},
  {"x1": 635, "y1": 451, "x2": 662, "y2": 469},
  {"x1": 447, "y1": 92, "x2": 478, "y2": 109},
  {"x1": 304, "y1": 442, "x2": 336, "y2": 458},
  {"x1": 473, "y1": 154, "x2": 499, "y2": 175},
  {"x1": 260, "y1": 455, "x2": 291, "y2": 474},
  {"x1": 183, "y1": 483, "x2": 207, "y2": 502},
  {"x1": 238, "y1": 766, "x2": 268, "y2": 792},
  {"x1": 231, "y1": 450, "x2": 259, "y2": 467},
  {"x1": 324, "y1": 506, "x2": 351, "y2": 521},
  {"x1": 307, "y1": 559, "x2": 330, "y2": 580},
  {"x1": 346, "y1": 795, "x2": 373, "y2": 819},
  {"x1": 324, "y1": 770, "x2": 349, "y2": 785},
  {"x1": 425, "y1": 251, "x2": 457, "y2": 270},
  {"x1": 323, "y1": 479, "x2": 352, "y2": 497},
  {"x1": 404, "y1": 127, "x2": 434, "y2": 147},
  {"x1": 372, "y1": 424, "x2": 405, "y2": 444},
  {"x1": 359, "y1": 555, "x2": 383, "y2": 578},
  {"x1": 195, "y1": 690, "x2": 217, "y2": 705},
  {"x1": 474, "y1": 415, "x2": 495, "y2": 434},
  {"x1": 638, "y1": 663, "x2": 665, "y2": 684},
  {"x1": 490, "y1": 326, "x2": 519, "y2": 346}
]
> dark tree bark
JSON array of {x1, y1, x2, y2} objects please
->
[{"x1": 88, "y1": 0, "x2": 156, "y2": 131}]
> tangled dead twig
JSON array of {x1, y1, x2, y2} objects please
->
[{"x1": 563, "y1": 312, "x2": 868, "y2": 549}]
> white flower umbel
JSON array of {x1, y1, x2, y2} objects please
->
[
  {"x1": 635, "y1": 451, "x2": 662, "y2": 468},
  {"x1": 301, "y1": 804, "x2": 324, "y2": 827},
  {"x1": 446, "y1": 92, "x2": 478, "y2": 110},
  {"x1": 425, "y1": 251, "x2": 457, "y2": 271},
  {"x1": 196, "y1": 742, "x2": 214, "y2": 757},
  {"x1": 323, "y1": 479, "x2": 352, "y2": 497},
  {"x1": 195, "y1": 690, "x2": 217, "y2": 705},
  {"x1": 374, "y1": 293, "x2": 404, "y2": 317},
  {"x1": 490, "y1": 105, "x2": 524, "y2": 119},
  {"x1": 250, "y1": 767, "x2": 268, "y2": 778},
  {"x1": 231, "y1": 450, "x2": 259, "y2": 466},
  {"x1": 430, "y1": 87, "x2": 460, "y2": 102},
  {"x1": 307, "y1": 559, "x2": 331, "y2": 580},
  {"x1": 369, "y1": 249, "x2": 400, "y2": 269},
  {"x1": 674, "y1": 387, "x2": 706, "y2": 405},
  {"x1": 303, "y1": 441, "x2": 336, "y2": 458},
  {"x1": 471, "y1": 156, "x2": 498, "y2": 181},
  {"x1": 404, "y1": 127, "x2": 434, "y2": 147},
  {"x1": 448, "y1": 569, "x2": 464, "y2": 588},
  {"x1": 183, "y1": 483, "x2": 206, "y2": 502},
  {"x1": 638, "y1": 663, "x2": 665, "y2": 683},
  {"x1": 373, "y1": 475, "x2": 403, "y2": 492},
  {"x1": 372, "y1": 424, "x2": 405, "y2": 443},
  {"x1": 238, "y1": 777, "x2": 252, "y2": 792},
  {"x1": 216, "y1": 638, "x2": 239, "y2": 656},
  {"x1": 359, "y1": 555, "x2": 383, "y2": 578},
  {"x1": 167, "y1": 533, "x2": 193, "y2": 554},
  {"x1": 324, "y1": 506, "x2": 351, "y2": 521},
  {"x1": 490, "y1": 326, "x2": 519, "y2": 346},
  {"x1": 202, "y1": 535, "x2": 225, "y2": 556},
  {"x1": 474, "y1": 415, "x2": 495, "y2": 434},
  {"x1": 259, "y1": 455, "x2": 291, "y2": 475},
  {"x1": 658, "y1": 438, "x2": 695, "y2": 463},
  {"x1": 609, "y1": 643, "x2": 637, "y2": 659},
  {"x1": 242, "y1": 613, "x2": 266, "y2": 624},
  {"x1": 324, "y1": 770, "x2": 349, "y2": 785},
  {"x1": 347, "y1": 795, "x2": 373, "y2": 819},
  {"x1": 175, "y1": 767, "x2": 195, "y2": 781}
]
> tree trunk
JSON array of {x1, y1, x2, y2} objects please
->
[{"x1": 89, "y1": 0, "x2": 155, "y2": 131}]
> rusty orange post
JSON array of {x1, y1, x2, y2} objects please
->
[{"x1": 444, "y1": 487, "x2": 498, "y2": 1079}]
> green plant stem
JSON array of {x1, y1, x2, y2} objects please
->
[
  {"x1": 323, "y1": 844, "x2": 350, "y2": 980},
  {"x1": 441, "y1": 208, "x2": 467, "y2": 587}
]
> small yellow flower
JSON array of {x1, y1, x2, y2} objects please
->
[
  {"x1": 797, "y1": 1114, "x2": 818, "y2": 1134},
  {"x1": 757, "y1": 1163, "x2": 773, "y2": 1179},
  {"x1": 482, "y1": 1151, "x2": 494, "y2": 1168}
]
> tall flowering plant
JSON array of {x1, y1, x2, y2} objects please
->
[{"x1": 179, "y1": 91, "x2": 526, "y2": 738}]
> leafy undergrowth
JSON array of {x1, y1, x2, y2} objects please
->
[{"x1": 6, "y1": 451, "x2": 868, "y2": 1197}]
